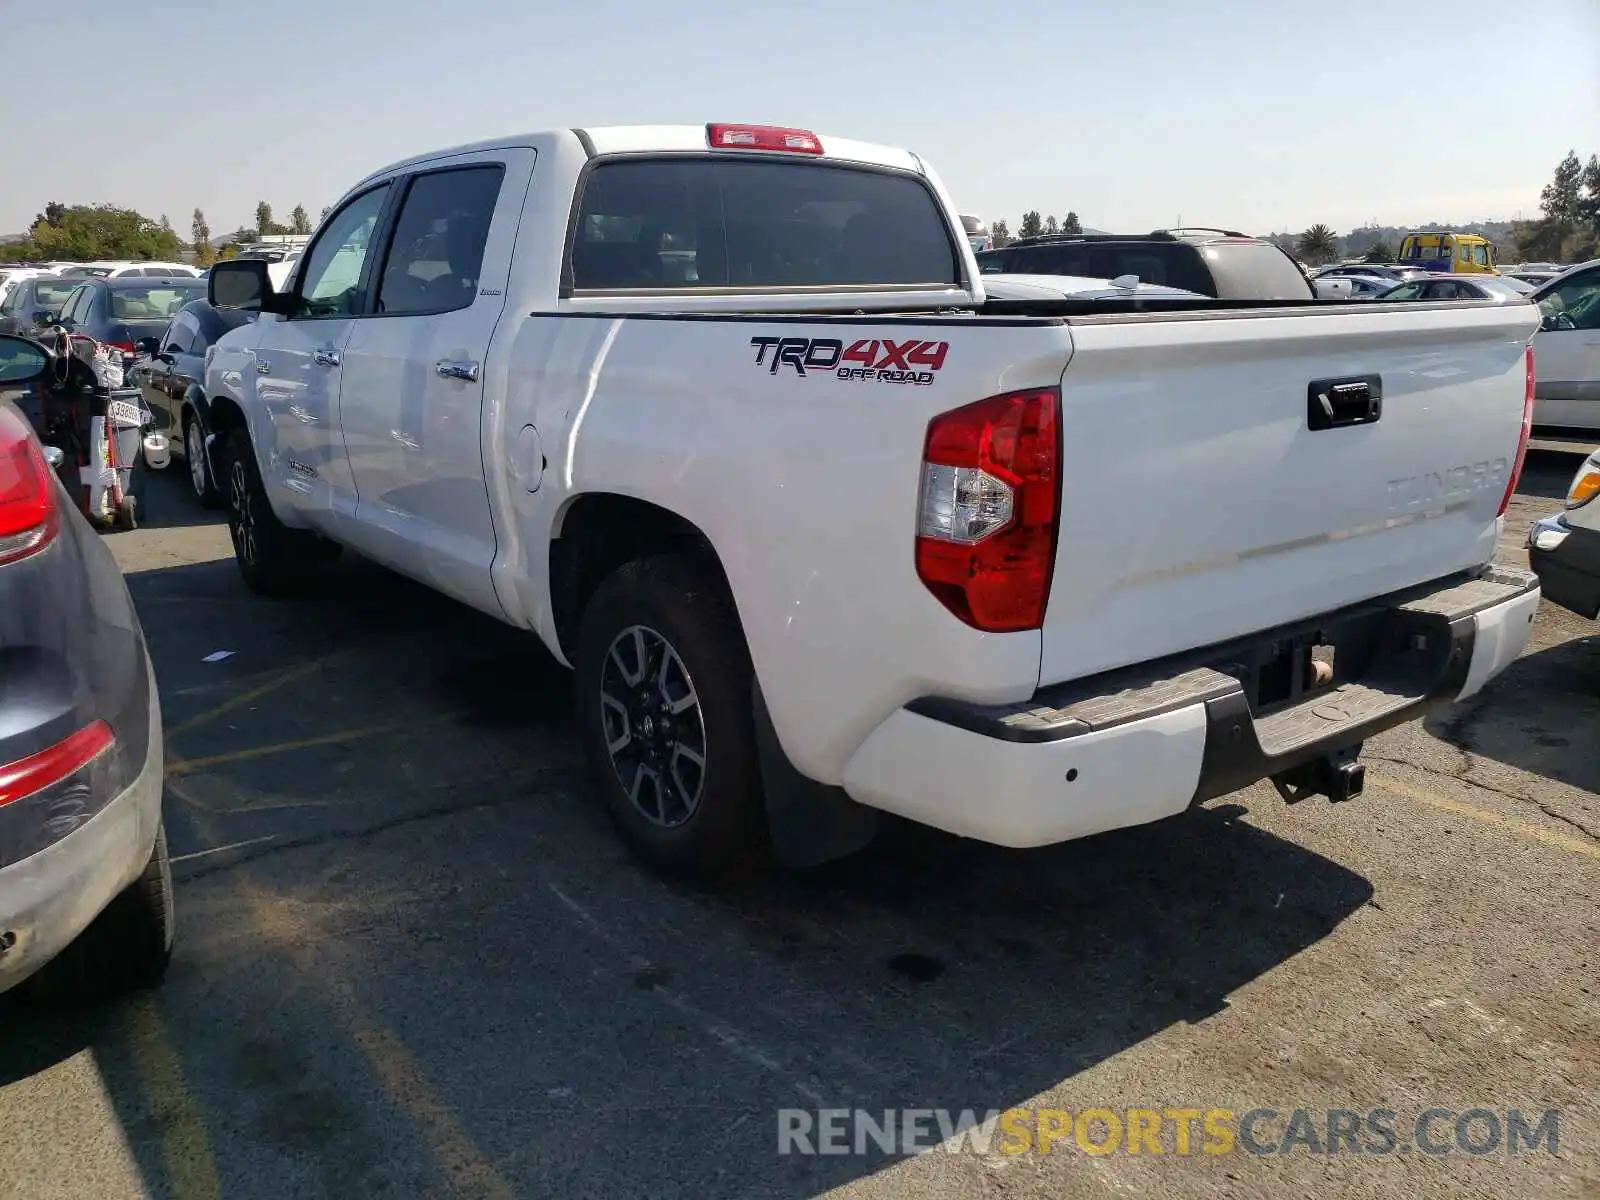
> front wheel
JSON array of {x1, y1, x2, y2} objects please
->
[
  {"x1": 221, "y1": 428, "x2": 339, "y2": 596},
  {"x1": 575, "y1": 554, "x2": 769, "y2": 882},
  {"x1": 184, "y1": 411, "x2": 220, "y2": 507}
]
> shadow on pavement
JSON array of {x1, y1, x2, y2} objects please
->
[
  {"x1": 1423, "y1": 628, "x2": 1600, "y2": 798},
  {"x1": 0, "y1": 552, "x2": 1377, "y2": 1198},
  {"x1": 1516, "y1": 449, "x2": 1585, "y2": 503}
]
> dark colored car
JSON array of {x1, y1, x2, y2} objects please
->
[
  {"x1": 0, "y1": 276, "x2": 90, "y2": 340},
  {"x1": 129, "y1": 299, "x2": 253, "y2": 506},
  {"x1": 974, "y1": 228, "x2": 1315, "y2": 300},
  {"x1": 0, "y1": 333, "x2": 173, "y2": 1001},
  {"x1": 37, "y1": 277, "x2": 208, "y2": 356},
  {"x1": 1374, "y1": 275, "x2": 1534, "y2": 303}
]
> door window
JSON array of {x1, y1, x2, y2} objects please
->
[
  {"x1": 375, "y1": 165, "x2": 505, "y2": 316},
  {"x1": 60, "y1": 286, "x2": 92, "y2": 325},
  {"x1": 1538, "y1": 268, "x2": 1600, "y2": 331},
  {"x1": 1472, "y1": 244, "x2": 1488, "y2": 266},
  {"x1": 293, "y1": 185, "x2": 391, "y2": 318}
]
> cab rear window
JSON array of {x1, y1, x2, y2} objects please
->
[{"x1": 567, "y1": 157, "x2": 961, "y2": 292}]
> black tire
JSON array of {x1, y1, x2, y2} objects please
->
[
  {"x1": 183, "y1": 409, "x2": 220, "y2": 508},
  {"x1": 26, "y1": 822, "x2": 174, "y2": 1005},
  {"x1": 575, "y1": 554, "x2": 769, "y2": 882},
  {"x1": 221, "y1": 427, "x2": 339, "y2": 596}
]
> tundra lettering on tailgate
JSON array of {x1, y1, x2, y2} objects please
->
[
  {"x1": 1386, "y1": 458, "x2": 1508, "y2": 512},
  {"x1": 750, "y1": 336, "x2": 948, "y2": 386}
]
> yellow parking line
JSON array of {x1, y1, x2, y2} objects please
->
[
  {"x1": 1373, "y1": 774, "x2": 1600, "y2": 861},
  {"x1": 232, "y1": 875, "x2": 514, "y2": 1200},
  {"x1": 165, "y1": 658, "x2": 332, "y2": 741},
  {"x1": 121, "y1": 995, "x2": 223, "y2": 1200},
  {"x1": 166, "y1": 711, "x2": 467, "y2": 777},
  {"x1": 168, "y1": 725, "x2": 402, "y2": 776}
]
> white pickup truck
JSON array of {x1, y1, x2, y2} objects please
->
[{"x1": 202, "y1": 123, "x2": 1543, "y2": 880}]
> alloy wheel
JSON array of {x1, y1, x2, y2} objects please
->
[
  {"x1": 229, "y1": 459, "x2": 257, "y2": 566},
  {"x1": 598, "y1": 624, "x2": 708, "y2": 827},
  {"x1": 186, "y1": 421, "x2": 209, "y2": 497}
]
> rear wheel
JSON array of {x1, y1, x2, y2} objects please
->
[
  {"x1": 26, "y1": 822, "x2": 174, "y2": 1004},
  {"x1": 575, "y1": 554, "x2": 768, "y2": 882},
  {"x1": 222, "y1": 428, "x2": 339, "y2": 596},
  {"x1": 184, "y1": 411, "x2": 220, "y2": 507}
]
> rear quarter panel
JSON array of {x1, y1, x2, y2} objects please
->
[{"x1": 494, "y1": 314, "x2": 1073, "y2": 782}]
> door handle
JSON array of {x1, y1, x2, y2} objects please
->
[
  {"x1": 1307, "y1": 375, "x2": 1382, "y2": 430},
  {"x1": 436, "y1": 359, "x2": 480, "y2": 382},
  {"x1": 313, "y1": 348, "x2": 341, "y2": 368},
  {"x1": 254, "y1": 359, "x2": 271, "y2": 375}
]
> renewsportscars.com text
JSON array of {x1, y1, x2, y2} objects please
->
[{"x1": 777, "y1": 1106, "x2": 1561, "y2": 1158}]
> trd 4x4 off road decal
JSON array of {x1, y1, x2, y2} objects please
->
[{"x1": 750, "y1": 336, "x2": 949, "y2": 386}]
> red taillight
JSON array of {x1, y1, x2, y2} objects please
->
[
  {"x1": 915, "y1": 388, "x2": 1060, "y2": 632},
  {"x1": 0, "y1": 405, "x2": 60, "y2": 566},
  {"x1": 0, "y1": 721, "x2": 113, "y2": 808},
  {"x1": 104, "y1": 340, "x2": 136, "y2": 355},
  {"x1": 1499, "y1": 344, "x2": 1535, "y2": 517},
  {"x1": 706, "y1": 123, "x2": 823, "y2": 154}
]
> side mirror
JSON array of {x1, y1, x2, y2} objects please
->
[
  {"x1": 136, "y1": 336, "x2": 160, "y2": 356},
  {"x1": 0, "y1": 334, "x2": 50, "y2": 385},
  {"x1": 32, "y1": 310, "x2": 57, "y2": 327},
  {"x1": 209, "y1": 258, "x2": 288, "y2": 314},
  {"x1": 42, "y1": 445, "x2": 65, "y2": 469}
]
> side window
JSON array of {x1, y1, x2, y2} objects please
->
[
  {"x1": 375, "y1": 164, "x2": 505, "y2": 316},
  {"x1": 1472, "y1": 245, "x2": 1488, "y2": 266},
  {"x1": 1541, "y1": 269, "x2": 1600, "y2": 331},
  {"x1": 0, "y1": 284, "x2": 25, "y2": 315},
  {"x1": 294, "y1": 184, "x2": 391, "y2": 318},
  {"x1": 62, "y1": 287, "x2": 90, "y2": 325}
]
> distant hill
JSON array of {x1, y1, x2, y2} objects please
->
[{"x1": 1260, "y1": 220, "x2": 1523, "y2": 260}]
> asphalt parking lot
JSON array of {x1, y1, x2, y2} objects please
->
[{"x1": 0, "y1": 453, "x2": 1596, "y2": 1200}]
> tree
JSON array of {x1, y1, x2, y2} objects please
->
[
  {"x1": 256, "y1": 201, "x2": 275, "y2": 236},
  {"x1": 0, "y1": 204, "x2": 183, "y2": 263},
  {"x1": 192, "y1": 209, "x2": 214, "y2": 266},
  {"x1": 1363, "y1": 240, "x2": 1395, "y2": 263},
  {"x1": 1296, "y1": 224, "x2": 1339, "y2": 265},
  {"x1": 991, "y1": 218, "x2": 1011, "y2": 248},
  {"x1": 1539, "y1": 152, "x2": 1584, "y2": 225},
  {"x1": 290, "y1": 204, "x2": 311, "y2": 235},
  {"x1": 1061, "y1": 212, "x2": 1082, "y2": 236},
  {"x1": 1043, "y1": 215, "x2": 1059, "y2": 235},
  {"x1": 1517, "y1": 149, "x2": 1600, "y2": 262},
  {"x1": 1018, "y1": 210, "x2": 1043, "y2": 240}
]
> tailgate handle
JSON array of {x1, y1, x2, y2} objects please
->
[{"x1": 1307, "y1": 375, "x2": 1382, "y2": 430}]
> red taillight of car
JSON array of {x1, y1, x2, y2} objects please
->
[
  {"x1": 705, "y1": 123, "x2": 824, "y2": 154},
  {"x1": 0, "y1": 404, "x2": 60, "y2": 567},
  {"x1": 0, "y1": 721, "x2": 113, "y2": 808},
  {"x1": 104, "y1": 340, "x2": 137, "y2": 355},
  {"x1": 915, "y1": 388, "x2": 1061, "y2": 632},
  {"x1": 1499, "y1": 344, "x2": 1535, "y2": 517}
]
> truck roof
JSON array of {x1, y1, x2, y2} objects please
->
[{"x1": 355, "y1": 125, "x2": 924, "y2": 190}]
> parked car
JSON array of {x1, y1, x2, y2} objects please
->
[
  {"x1": 975, "y1": 228, "x2": 1314, "y2": 299},
  {"x1": 1505, "y1": 270, "x2": 1561, "y2": 287},
  {"x1": 130, "y1": 298, "x2": 254, "y2": 504},
  {"x1": 35, "y1": 276, "x2": 208, "y2": 355},
  {"x1": 978, "y1": 273, "x2": 1207, "y2": 302},
  {"x1": 201, "y1": 122, "x2": 1540, "y2": 882},
  {"x1": 1528, "y1": 259, "x2": 1600, "y2": 435},
  {"x1": 1528, "y1": 449, "x2": 1600, "y2": 620},
  {"x1": 1312, "y1": 274, "x2": 1395, "y2": 300},
  {"x1": 56, "y1": 261, "x2": 202, "y2": 280},
  {"x1": 1374, "y1": 274, "x2": 1533, "y2": 302},
  {"x1": 1312, "y1": 264, "x2": 1428, "y2": 283},
  {"x1": 0, "y1": 334, "x2": 173, "y2": 1001},
  {"x1": 0, "y1": 275, "x2": 91, "y2": 339}
]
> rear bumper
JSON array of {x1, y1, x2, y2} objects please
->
[
  {"x1": 0, "y1": 663, "x2": 163, "y2": 993},
  {"x1": 840, "y1": 567, "x2": 1539, "y2": 847},
  {"x1": 1529, "y1": 516, "x2": 1600, "y2": 620}
]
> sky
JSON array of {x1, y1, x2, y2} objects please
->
[{"x1": 2, "y1": 0, "x2": 1597, "y2": 240}]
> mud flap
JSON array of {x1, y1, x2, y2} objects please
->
[{"x1": 753, "y1": 681, "x2": 878, "y2": 869}]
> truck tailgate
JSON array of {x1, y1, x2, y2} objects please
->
[{"x1": 1040, "y1": 301, "x2": 1539, "y2": 686}]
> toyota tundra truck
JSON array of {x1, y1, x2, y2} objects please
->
[{"x1": 198, "y1": 123, "x2": 1543, "y2": 880}]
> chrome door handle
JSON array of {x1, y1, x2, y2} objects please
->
[
  {"x1": 436, "y1": 359, "x2": 480, "y2": 382},
  {"x1": 254, "y1": 359, "x2": 271, "y2": 375},
  {"x1": 313, "y1": 348, "x2": 341, "y2": 368}
]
